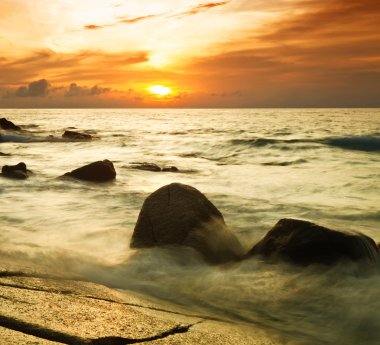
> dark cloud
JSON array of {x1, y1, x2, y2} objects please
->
[
  {"x1": 65, "y1": 83, "x2": 110, "y2": 97},
  {"x1": 15, "y1": 79, "x2": 49, "y2": 97}
]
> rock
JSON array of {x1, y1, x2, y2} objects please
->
[
  {"x1": 247, "y1": 218, "x2": 379, "y2": 266},
  {"x1": 1, "y1": 162, "x2": 29, "y2": 179},
  {"x1": 0, "y1": 118, "x2": 21, "y2": 130},
  {"x1": 0, "y1": 152, "x2": 11, "y2": 156},
  {"x1": 130, "y1": 183, "x2": 244, "y2": 264},
  {"x1": 162, "y1": 166, "x2": 179, "y2": 172},
  {"x1": 64, "y1": 160, "x2": 116, "y2": 182},
  {"x1": 131, "y1": 163, "x2": 162, "y2": 172},
  {"x1": 62, "y1": 130, "x2": 92, "y2": 140}
]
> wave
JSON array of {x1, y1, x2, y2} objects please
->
[
  {"x1": 0, "y1": 134, "x2": 34, "y2": 143},
  {"x1": 324, "y1": 136, "x2": 380, "y2": 152},
  {"x1": 231, "y1": 136, "x2": 380, "y2": 153},
  {"x1": 262, "y1": 159, "x2": 307, "y2": 166},
  {"x1": 0, "y1": 134, "x2": 96, "y2": 143}
]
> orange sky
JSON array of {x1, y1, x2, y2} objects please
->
[{"x1": 0, "y1": 0, "x2": 379, "y2": 108}]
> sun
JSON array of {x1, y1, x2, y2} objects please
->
[{"x1": 148, "y1": 85, "x2": 172, "y2": 96}]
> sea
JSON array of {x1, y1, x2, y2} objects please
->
[{"x1": 1, "y1": 108, "x2": 380, "y2": 345}]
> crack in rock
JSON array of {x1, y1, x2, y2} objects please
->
[{"x1": 0, "y1": 314, "x2": 198, "y2": 345}]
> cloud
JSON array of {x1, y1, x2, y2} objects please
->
[
  {"x1": 84, "y1": 25, "x2": 103, "y2": 30},
  {"x1": 0, "y1": 49, "x2": 150, "y2": 86},
  {"x1": 119, "y1": 14, "x2": 158, "y2": 24},
  {"x1": 177, "y1": 1, "x2": 230, "y2": 17},
  {"x1": 83, "y1": 2, "x2": 229, "y2": 31},
  {"x1": 84, "y1": 14, "x2": 159, "y2": 31},
  {"x1": 65, "y1": 83, "x2": 110, "y2": 97},
  {"x1": 15, "y1": 79, "x2": 49, "y2": 97}
]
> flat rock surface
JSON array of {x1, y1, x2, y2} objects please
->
[{"x1": 0, "y1": 264, "x2": 283, "y2": 345}]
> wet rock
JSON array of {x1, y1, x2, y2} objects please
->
[
  {"x1": 131, "y1": 163, "x2": 162, "y2": 172},
  {"x1": 247, "y1": 218, "x2": 379, "y2": 266},
  {"x1": 64, "y1": 159, "x2": 116, "y2": 182},
  {"x1": 130, "y1": 183, "x2": 244, "y2": 264},
  {"x1": 62, "y1": 130, "x2": 92, "y2": 140},
  {"x1": 0, "y1": 118, "x2": 21, "y2": 131},
  {"x1": 162, "y1": 166, "x2": 179, "y2": 172},
  {"x1": 1, "y1": 162, "x2": 29, "y2": 179}
]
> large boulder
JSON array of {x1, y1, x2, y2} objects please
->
[
  {"x1": 62, "y1": 130, "x2": 92, "y2": 140},
  {"x1": 64, "y1": 160, "x2": 116, "y2": 182},
  {"x1": 247, "y1": 218, "x2": 379, "y2": 266},
  {"x1": 130, "y1": 183, "x2": 244, "y2": 264},
  {"x1": 0, "y1": 118, "x2": 21, "y2": 130},
  {"x1": 1, "y1": 162, "x2": 29, "y2": 179}
]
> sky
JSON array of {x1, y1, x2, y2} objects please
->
[{"x1": 0, "y1": 0, "x2": 379, "y2": 108}]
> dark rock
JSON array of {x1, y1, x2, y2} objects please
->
[
  {"x1": 64, "y1": 160, "x2": 116, "y2": 182},
  {"x1": 0, "y1": 118, "x2": 21, "y2": 131},
  {"x1": 62, "y1": 130, "x2": 92, "y2": 140},
  {"x1": 0, "y1": 152, "x2": 11, "y2": 156},
  {"x1": 130, "y1": 183, "x2": 244, "y2": 264},
  {"x1": 247, "y1": 218, "x2": 379, "y2": 266},
  {"x1": 162, "y1": 166, "x2": 179, "y2": 172},
  {"x1": 1, "y1": 162, "x2": 28, "y2": 179},
  {"x1": 131, "y1": 163, "x2": 161, "y2": 172}
]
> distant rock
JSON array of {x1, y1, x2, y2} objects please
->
[
  {"x1": 247, "y1": 218, "x2": 379, "y2": 266},
  {"x1": 162, "y1": 166, "x2": 179, "y2": 172},
  {"x1": 64, "y1": 159, "x2": 116, "y2": 182},
  {"x1": 130, "y1": 163, "x2": 179, "y2": 172},
  {"x1": 62, "y1": 130, "x2": 92, "y2": 140},
  {"x1": 0, "y1": 118, "x2": 21, "y2": 131},
  {"x1": 1, "y1": 162, "x2": 29, "y2": 179},
  {"x1": 131, "y1": 183, "x2": 244, "y2": 264},
  {"x1": 131, "y1": 163, "x2": 162, "y2": 172}
]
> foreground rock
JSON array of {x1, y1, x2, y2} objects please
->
[
  {"x1": 0, "y1": 118, "x2": 21, "y2": 131},
  {"x1": 0, "y1": 263, "x2": 280, "y2": 345},
  {"x1": 64, "y1": 160, "x2": 116, "y2": 182},
  {"x1": 131, "y1": 183, "x2": 244, "y2": 263},
  {"x1": 248, "y1": 218, "x2": 379, "y2": 266},
  {"x1": 62, "y1": 130, "x2": 92, "y2": 140},
  {"x1": 1, "y1": 162, "x2": 29, "y2": 179}
]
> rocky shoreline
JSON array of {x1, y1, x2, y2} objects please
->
[
  {"x1": 1, "y1": 116, "x2": 379, "y2": 344},
  {"x1": 0, "y1": 262, "x2": 280, "y2": 345}
]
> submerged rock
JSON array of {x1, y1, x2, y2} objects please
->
[
  {"x1": 0, "y1": 118, "x2": 21, "y2": 131},
  {"x1": 247, "y1": 218, "x2": 379, "y2": 266},
  {"x1": 130, "y1": 183, "x2": 244, "y2": 264},
  {"x1": 131, "y1": 163, "x2": 161, "y2": 172},
  {"x1": 64, "y1": 159, "x2": 116, "y2": 182},
  {"x1": 1, "y1": 162, "x2": 29, "y2": 179},
  {"x1": 162, "y1": 166, "x2": 179, "y2": 172},
  {"x1": 130, "y1": 163, "x2": 179, "y2": 172},
  {"x1": 62, "y1": 130, "x2": 92, "y2": 140}
]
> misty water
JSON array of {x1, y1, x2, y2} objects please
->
[{"x1": 1, "y1": 108, "x2": 380, "y2": 344}]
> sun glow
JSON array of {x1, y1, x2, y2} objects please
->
[{"x1": 148, "y1": 85, "x2": 172, "y2": 96}]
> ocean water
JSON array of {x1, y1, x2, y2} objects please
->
[{"x1": 1, "y1": 108, "x2": 380, "y2": 344}]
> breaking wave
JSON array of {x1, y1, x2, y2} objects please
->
[{"x1": 231, "y1": 136, "x2": 380, "y2": 152}]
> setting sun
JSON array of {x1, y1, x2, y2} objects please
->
[{"x1": 148, "y1": 85, "x2": 172, "y2": 96}]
